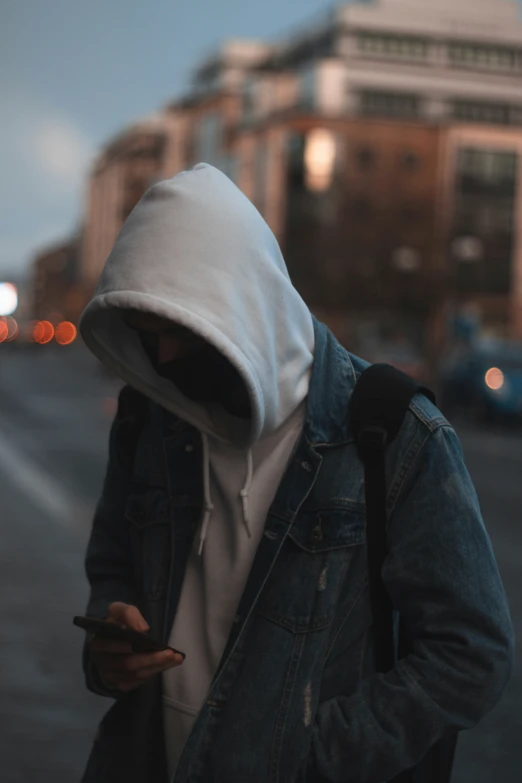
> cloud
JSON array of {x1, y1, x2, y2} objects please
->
[
  {"x1": 1, "y1": 93, "x2": 95, "y2": 195},
  {"x1": 35, "y1": 118, "x2": 94, "y2": 186},
  {"x1": 0, "y1": 92, "x2": 96, "y2": 277}
]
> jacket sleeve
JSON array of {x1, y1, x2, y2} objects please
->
[
  {"x1": 308, "y1": 422, "x2": 515, "y2": 783},
  {"x1": 81, "y1": 386, "x2": 143, "y2": 700}
]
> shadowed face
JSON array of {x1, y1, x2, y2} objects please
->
[{"x1": 123, "y1": 310, "x2": 251, "y2": 418}]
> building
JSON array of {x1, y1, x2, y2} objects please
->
[
  {"x1": 80, "y1": 113, "x2": 177, "y2": 294},
  {"x1": 75, "y1": 0, "x2": 522, "y2": 373},
  {"x1": 80, "y1": 41, "x2": 270, "y2": 296},
  {"x1": 439, "y1": 125, "x2": 522, "y2": 344},
  {"x1": 31, "y1": 235, "x2": 83, "y2": 324}
]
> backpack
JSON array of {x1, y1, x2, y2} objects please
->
[{"x1": 348, "y1": 363, "x2": 458, "y2": 783}]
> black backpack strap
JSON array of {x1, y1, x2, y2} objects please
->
[
  {"x1": 349, "y1": 363, "x2": 435, "y2": 672},
  {"x1": 349, "y1": 364, "x2": 458, "y2": 783},
  {"x1": 349, "y1": 363, "x2": 436, "y2": 451}
]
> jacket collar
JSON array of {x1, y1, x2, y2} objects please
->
[{"x1": 302, "y1": 317, "x2": 357, "y2": 447}]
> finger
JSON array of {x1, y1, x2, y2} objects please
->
[
  {"x1": 93, "y1": 649, "x2": 179, "y2": 677},
  {"x1": 103, "y1": 661, "x2": 177, "y2": 691},
  {"x1": 107, "y1": 602, "x2": 150, "y2": 632},
  {"x1": 119, "y1": 650, "x2": 178, "y2": 673},
  {"x1": 122, "y1": 661, "x2": 178, "y2": 684}
]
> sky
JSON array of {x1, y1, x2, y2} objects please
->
[
  {"x1": 2, "y1": 1, "x2": 522, "y2": 282},
  {"x1": 0, "y1": 0, "x2": 331, "y2": 281}
]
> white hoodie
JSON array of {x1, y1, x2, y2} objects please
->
[{"x1": 79, "y1": 163, "x2": 315, "y2": 779}]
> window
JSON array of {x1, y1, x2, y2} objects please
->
[
  {"x1": 400, "y1": 151, "x2": 421, "y2": 171},
  {"x1": 196, "y1": 114, "x2": 222, "y2": 165},
  {"x1": 220, "y1": 155, "x2": 239, "y2": 185},
  {"x1": 449, "y1": 43, "x2": 522, "y2": 73},
  {"x1": 453, "y1": 148, "x2": 517, "y2": 295},
  {"x1": 353, "y1": 198, "x2": 371, "y2": 218},
  {"x1": 184, "y1": 130, "x2": 195, "y2": 167},
  {"x1": 400, "y1": 203, "x2": 423, "y2": 222},
  {"x1": 459, "y1": 148, "x2": 518, "y2": 188},
  {"x1": 300, "y1": 67, "x2": 316, "y2": 112},
  {"x1": 480, "y1": 203, "x2": 515, "y2": 234},
  {"x1": 452, "y1": 100, "x2": 513, "y2": 126},
  {"x1": 356, "y1": 146, "x2": 377, "y2": 170},
  {"x1": 243, "y1": 81, "x2": 255, "y2": 125},
  {"x1": 254, "y1": 143, "x2": 268, "y2": 213},
  {"x1": 359, "y1": 90, "x2": 421, "y2": 119},
  {"x1": 358, "y1": 32, "x2": 429, "y2": 61},
  {"x1": 456, "y1": 196, "x2": 515, "y2": 236},
  {"x1": 287, "y1": 133, "x2": 306, "y2": 191}
]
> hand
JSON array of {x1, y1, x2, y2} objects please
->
[{"x1": 88, "y1": 602, "x2": 183, "y2": 693}]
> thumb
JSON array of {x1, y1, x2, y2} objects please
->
[{"x1": 107, "y1": 602, "x2": 150, "y2": 633}]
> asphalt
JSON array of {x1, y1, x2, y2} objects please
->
[{"x1": 0, "y1": 342, "x2": 520, "y2": 782}]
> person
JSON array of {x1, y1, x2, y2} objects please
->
[{"x1": 79, "y1": 163, "x2": 514, "y2": 783}]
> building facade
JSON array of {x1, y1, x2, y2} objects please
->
[
  {"x1": 31, "y1": 236, "x2": 83, "y2": 325},
  {"x1": 71, "y1": 0, "x2": 522, "y2": 372}
]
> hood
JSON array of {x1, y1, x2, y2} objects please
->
[{"x1": 79, "y1": 163, "x2": 315, "y2": 450}]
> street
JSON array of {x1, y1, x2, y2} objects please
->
[{"x1": 0, "y1": 344, "x2": 520, "y2": 782}]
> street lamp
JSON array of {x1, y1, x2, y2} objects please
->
[
  {"x1": 451, "y1": 234, "x2": 485, "y2": 298},
  {"x1": 392, "y1": 247, "x2": 421, "y2": 273},
  {"x1": 304, "y1": 129, "x2": 337, "y2": 193},
  {"x1": 0, "y1": 283, "x2": 18, "y2": 316},
  {"x1": 451, "y1": 236, "x2": 484, "y2": 264},
  {"x1": 450, "y1": 235, "x2": 485, "y2": 344}
]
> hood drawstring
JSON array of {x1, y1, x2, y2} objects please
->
[
  {"x1": 240, "y1": 449, "x2": 254, "y2": 540},
  {"x1": 198, "y1": 433, "x2": 214, "y2": 557},
  {"x1": 197, "y1": 434, "x2": 254, "y2": 557}
]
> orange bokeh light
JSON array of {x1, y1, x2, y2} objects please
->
[
  {"x1": 0, "y1": 317, "x2": 8, "y2": 343},
  {"x1": 54, "y1": 321, "x2": 77, "y2": 345},
  {"x1": 485, "y1": 367, "x2": 504, "y2": 391},
  {"x1": 33, "y1": 320, "x2": 54, "y2": 344},
  {"x1": 4, "y1": 316, "x2": 19, "y2": 341}
]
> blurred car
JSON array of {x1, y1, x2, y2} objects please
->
[{"x1": 439, "y1": 339, "x2": 522, "y2": 422}]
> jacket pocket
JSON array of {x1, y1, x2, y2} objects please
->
[
  {"x1": 256, "y1": 508, "x2": 366, "y2": 633},
  {"x1": 125, "y1": 489, "x2": 172, "y2": 601}
]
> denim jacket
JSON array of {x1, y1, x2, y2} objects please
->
[{"x1": 81, "y1": 318, "x2": 514, "y2": 783}]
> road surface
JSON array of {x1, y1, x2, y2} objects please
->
[{"x1": 0, "y1": 343, "x2": 520, "y2": 781}]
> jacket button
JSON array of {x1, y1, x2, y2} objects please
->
[
  {"x1": 185, "y1": 444, "x2": 194, "y2": 452},
  {"x1": 310, "y1": 525, "x2": 323, "y2": 543}
]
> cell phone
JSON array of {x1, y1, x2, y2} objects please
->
[{"x1": 73, "y1": 615, "x2": 186, "y2": 658}]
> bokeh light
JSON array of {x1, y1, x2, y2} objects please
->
[
  {"x1": 4, "y1": 316, "x2": 19, "y2": 341},
  {"x1": 0, "y1": 317, "x2": 8, "y2": 343},
  {"x1": 33, "y1": 320, "x2": 55, "y2": 344},
  {"x1": 54, "y1": 321, "x2": 77, "y2": 345},
  {"x1": 0, "y1": 283, "x2": 18, "y2": 316},
  {"x1": 304, "y1": 129, "x2": 337, "y2": 192},
  {"x1": 485, "y1": 367, "x2": 505, "y2": 391}
]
